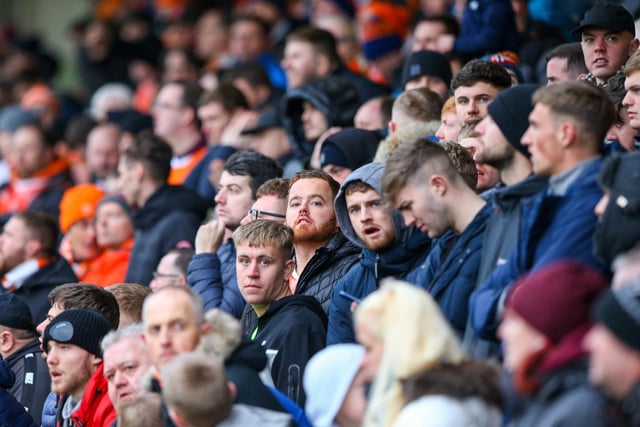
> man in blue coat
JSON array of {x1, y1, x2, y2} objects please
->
[
  {"x1": 470, "y1": 81, "x2": 615, "y2": 342},
  {"x1": 382, "y1": 140, "x2": 492, "y2": 335},
  {"x1": 328, "y1": 162, "x2": 431, "y2": 345},
  {"x1": 187, "y1": 151, "x2": 282, "y2": 318}
]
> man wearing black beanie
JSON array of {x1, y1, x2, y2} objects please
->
[
  {"x1": 584, "y1": 280, "x2": 640, "y2": 426},
  {"x1": 464, "y1": 84, "x2": 548, "y2": 359}
]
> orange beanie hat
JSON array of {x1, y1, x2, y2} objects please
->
[{"x1": 59, "y1": 184, "x2": 105, "y2": 233}]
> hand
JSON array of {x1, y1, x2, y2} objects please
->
[
  {"x1": 220, "y1": 110, "x2": 260, "y2": 149},
  {"x1": 195, "y1": 219, "x2": 227, "y2": 254}
]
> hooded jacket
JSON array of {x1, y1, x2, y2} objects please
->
[
  {"x1": 125, "y1": 185, "x2": 208, "y2": 285},
  {"x1": 0, "y1": 356, "x2": 37, "y2": 427},
  {"x1": 7, "y1": 339, "x2": 50, "y2": 425},
  {"x1": 14, "y1": 256, "x2": 78, "y2": 324},
  {"x1": 328, "y1": 163, "x2": 432, "y2": 344},
  {"x1": 245, "y1": 295, "x2": 327, "y2": 407},
  {"x1": 283, "y1": 77, "x2": 360, "y2": 162}
]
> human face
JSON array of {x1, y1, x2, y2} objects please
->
[
  {"x1": 497, "y1": 311, "x2": 548, "y2": 373},
  {"x1": 0, "y1": 216, "x2": 31, "y2": 274},
  {"x1": 86, "y1": 126, "x2": 120, "y2": 180},
  {"x1": 149, "y1": 252, "x2": 183, "y2": 292},
  {"x1": 11, "y1": 126, "x2": 47, "y2": 178},
  {"x1": 546, "y1": 57, "x2": 571, "y2": 85},
  {"x1": 47, "y1": 341, "x2": 97, "y2": 401},
  {"x1": 405, "y1": 76, "x2": 449, "y2": 100},
  {"x1": 236, "y1": 243, "x2": 293, "y2": 314},
  {"x1": 322, "y1": 165, "x2": 352, "y2": 185},
  {"x1": 143, "y1": 289, "x2": 203, "y2": 368},
  {"x1": 301, "y1": 102, "x2": 329, "y2": 141},
  {"x1": 606, "y1": 107, "x2": 637, "y2": 151},
  {"x1": 95, "y1": 201, "x2": 133, "y2": 248},
  {"x1": 215, "y1": 172, "x2": 255, "y2": 230},
  {"x1": 475, "y1": 115, "x2": 518, "y2": 169},
  {"x1": 286, "y1": 178, "x2": 338, "y2": 244},
  {"x1": 354, "y1": 99, "x2": 386, "y2": 131},
  {"x1": 394, "y1": 179, "x2": 450, "y2": 238},
  {"x1": 116, "y1": 158, "x2": 141, "y2": 207},
  {"x1": 152, "y1": 84, "x2": 187, "y2": 140},
  {"x1": 335, "y1": 368, "x2": 368, "y2": 427},
  {"x1": 282, "y1": 40, "x2": 321, "y2": 88},
  {"x1": 194, "y1": 11, "x2": 228, "y2": 60},
  {"x1": 198, "y1": 102, "x2": 232, "y2": 146},
  {"x1": 249, "y1": 128, "x2": 289, "y2": 159},
  {"x1": 346, "y1": 188, "x2": 395, "y2": 251},
  {"x1": 411, "y1": 21, "x2": 447, "y2": 52},
  {"x1": 454, "y1": 82, "x2": 500, "y2": 123},
  {"x1": 354, "y1": 318, "x2": 383, "y2": 384},
  {"x1": 435, "y1": 112, "x2": 461, "y2": 142},
  {"x1": 162, "y1": 50, "x2": 198, "y2": 83},
  {"x1": 229, "y1": 20, "x2": 266, "y2": 62},
  {"x1": 37, "y1": 302, "x2": 63, "y2": 347},
  {"x1": 623, "y1": 70, "x2": 640, "y2": 131},
  {"x1": 581, "y1": 29, "x2": 638, "y2": 84},
  {"x1": 521, "y1": 103, "x2": 563, "y2": 177},
  {"x1": 240, "y1": 195, "x2": 287, "y2": 226},
  {"x1": 103, "y1": 336, "x2": 153, "y2": 409},
  {"x1": 459, "y1": 136, "x2": 501, "y2": 192},
  {"x1": 583, "y1": 324, "x2": 640, "y2": 398},
  {"x1": 67, "y1": 219, "x2": 99, "y2": 262}
]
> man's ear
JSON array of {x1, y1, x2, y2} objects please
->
[
  {"x1": 0, "y1": 330, "x2": 15, "y2": 354},
  {"x1": 227, "y1": 381, "x2": 237, "y2": 402},
  {"x1": 388, "y1": 121, "x2": 397, "y2": 134},
  {"x1": 201, "y1": 321, "x2": 212, "y2": 335},
  {"x1": 90, "y1": 354, "x2": 103, "y2": 369},
  {"x1": 558, "y1": 121, "x2": 577, "y2": 148},
  {"x1": 429, "y1": 174, "x2": 448, "y2": 196},
  {"x1": 283, "y1": 259, "x2": 294, "y2": 282},
  {"x1": 168, "y1": 407, "x2": 186, "y2": 427},
  {"x1": 24, "y1": 239, "x2": 42, "y2": 259}
]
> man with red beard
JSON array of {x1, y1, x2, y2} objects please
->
[{"x1": 285, "y1": 170, "x2": 359, "y2": 313}]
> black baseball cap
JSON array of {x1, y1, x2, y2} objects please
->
[{"x1": 572, "y1": 3, "x2": 635, "y2": 36}]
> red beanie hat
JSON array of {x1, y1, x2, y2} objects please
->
[
  {"x1": 59, "y1": 184, "x2": 105, "y2": 233},
  {"x1": 506, "y1": 260, "x2": 608, "y2": 344}
]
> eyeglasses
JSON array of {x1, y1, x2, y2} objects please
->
[
  {"x1": 49, "y1": 321, "x2": 74, "y2": 342},
  {"x1": 152, "y1": 271, "x2": 181, "y2": 280},
  {"x1": 249, "y1": 209, "x2": 286, "y2": 221}
]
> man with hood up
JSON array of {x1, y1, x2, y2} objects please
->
[{"x1": 328, "y1": 162, "x2": 432, "y2": 345}]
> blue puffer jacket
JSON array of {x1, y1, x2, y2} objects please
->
[
  {"x1": 328, "y1": 163, "x2": 431, "y2": 345},
  {"x1": 0, "y1": 356, "x2": 37, "y2": 427},
  {"x1": 470, "y1": 158, "x2": 606, "y2": 340},
  {"x1": 187, "y1": 239, "x2": 246, "y2": 318},
  {"x1": 406, "y1": 202, "x2": 493, "y2": 336}
]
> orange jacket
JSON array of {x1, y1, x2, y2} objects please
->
[{"x1": 83, "y1": 240, "x2": 133, "y2": 287}]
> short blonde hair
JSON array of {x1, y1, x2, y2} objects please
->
[
  {"x1": 441, "y1": 96, "x2": 456, "y2": 116},
  {"x1": 232, "y1": 219, "x2": 293, "y2": 257}
]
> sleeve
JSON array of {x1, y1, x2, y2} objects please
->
[
  {"x1": 327, "y1": 277, "x2": 356, "y2": 345},
  {"x1": 453, "y1": 1, "x2": 516, "y2": 54}
]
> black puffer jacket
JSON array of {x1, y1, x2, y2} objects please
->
[
  {"x1": 283, "y1": 76, "x2": 360, "y2": 160},
  {"x1": 294, "y1": 231, "x2": 359, "y2": 314}
]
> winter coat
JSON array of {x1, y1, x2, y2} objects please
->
[
  {"x1": 225, "y1": 338, "x2": 288, "y2": 413},
  {"x1": 463, "y1": 174, "x2": 548, "y2": 359},
  {"x1": 606, "y1": 382, "x2": 640, "y2": 427},
  {"x1": 12, "y1": 256, "x2": 78, "y2": 324},
  {"x1": 245, "y1": 295, "x2": 327, "y2": 407},
  {"x1": 6, "y1": 339, "x2": 50, "y2": 425},
  {"x1": 470, "y1": 158, "x2": 606, "y2": 341},
  {"x1": 126, "y1": 185, "x2": 208, "y2": 285},
  {"x1": 407, "y1": 202, "x2": 493, "y2": 335},
  {"x1": 0, "y1": 356, "x2": 37, "y2": 427},
  {"x1": 328, "y1": 163, "x2": 431, "y2": 345},
  {"x1": 66, "y1": 364, "x2": 116, "y2": 427},
  {"x1": 503, "y1": 361, "x2": 607, "y2": 427},
  {"x1": 187, "y1": 240, "x2": 246, "y2": 318},
  {"x1": 294, "y1": 232, "x2": 359, "y2": 314}
]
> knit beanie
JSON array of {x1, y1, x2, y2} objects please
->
[
  {"x1": 358, "y1": 2, "x2": 409, "y2": 61},
  {"x1": 59, "y1": 184, "x2": 105, "y2": 233},
  {"x1": 97, "y1": 195, "x2": 134, "y2": 219},
  {"x1": 507, "y1": 260, "x2": 608, "y2": 344},
  {"x1": 304, "y1": 344, "x2": 365, "y2": 427},
  {"x1": 320, "y1": 128, "x2": 383, "y2": 169},
  {"x1": 481, "y1": 51, "x2": 525, "y2": 84},
  {"x1": 320, "y1": 142, "x2": 350, "y2": 169},
  {"x1": 594, "y1": 151, "x2": 640, "y2": 265},
  {"x1": 43, "y1": 309, "x2": 112, "y2": 357},
  {"x1": 487, "y1": 84, "x2": 539, "y2": 158},
  {"x1": 0, "y1": 293, "x2": 35, "y2": 332},
  {"x1": 402, "y1": 50, "x2": 452, "y2": 89},
  {"x1": 0, "y1": 106, "x2": 39, "y2": 132},
  {"x1": 593, "y1": 280, "x2": 640, "y2": 351}
]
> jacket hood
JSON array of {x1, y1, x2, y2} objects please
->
[
  {"x1": 284, "y1": 77, "x2": 359, "y2": 158},
  {"x1": 261, "y1": 295, "x2": 328, "y2": 329},
  {"x1": 134, "y1": 185, "x2": 208, "y2": 230},
  {"x1": 335, "y1": 162, "x2": 410, "y2": 250},
  {"x1": 320, "y1": 128, "x2": 383, "y2": 170}
]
